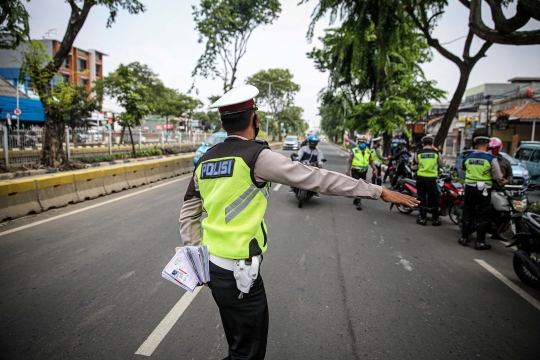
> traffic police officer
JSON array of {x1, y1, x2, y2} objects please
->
[
  {"x1": 179, "y1": 85, "x2": 418, "y2": 359},
  {"x1": 458, "y1": 131, "x2": 503, "y2": 250},
  {"x1": 413, "y1": 135, "x2": 444, "y2": 226},
  {"x1": 346, "y1": 135, "x2": 377, "y2": 210},
  {"x1": 370, "y1": 137, "x2": 389, "y2": 186}
]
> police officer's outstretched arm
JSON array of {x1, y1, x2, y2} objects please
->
[{"x1": 179, "y1": 176, "x2": 203, "y2": 247}]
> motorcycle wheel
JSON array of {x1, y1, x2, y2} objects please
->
[
  {"x1": 448, "y1": 203, "x2": 462, "y2": 225},
  {"x1": 513, "y1": 245, "x2": 540, "y2": 289},
  {"x1": 298, "y1": 189, "x2": 305, "y2": 208},
  {"x1": 397, "y1": 190, "x2": 414, "y2": 214}
]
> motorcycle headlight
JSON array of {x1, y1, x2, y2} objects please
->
[
  {"x1": 512, "y1": 199, "x2": 528, "y2": 213},
  {"x1": 195, "y1": 151, "x2": 203, "y2": 157}
]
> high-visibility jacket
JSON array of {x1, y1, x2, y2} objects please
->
[
  {"x1": 417, "y1": 149, "x2": 439, "y2": 178},
  {"x1": 351, "y1": 147, "x2": 371, "y2": 170},
  {"x1": 464, "y1": 152, "x2": 494, "y2": 185},
  {"x1": 195, "y1": 138, "x2": 270, "y2": 259},
  {"x1": 371, "y1": 147, "x2": 383, "y2": 163}
]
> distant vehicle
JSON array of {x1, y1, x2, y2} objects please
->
[
  {"x1": 455, "y1": 149, "x2": 530, "y2": 186},
  {"x1": 193, "y1": 131, "x2": 228, "y2": 167},
  {"x1": 282, "y1": 135, "x2": 300, "y2": 150},
  {"x1": 514, "y1": 141, "x2": 540, "y2": 183}
]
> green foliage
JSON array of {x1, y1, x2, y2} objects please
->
[
  {"x1": 277, "y1": 106, "x2": 308, "y2": 135},
  {"x1": 192, "y1": 0, "x2": 281, "y2": 92},
  {"x1": 137, "y1": 146, "x2": 162, "y2": 157},
  {"x1": 0, "y1": 0, "x2": 30, "y2": 49},
  {"x1": 153, "y1": 87, "x2": 201, "y2": 121}
]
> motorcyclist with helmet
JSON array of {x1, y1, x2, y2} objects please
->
[
  {"x1": 297, "y1": 134, "x2": 324, "y2": 168},
  {"x1": 371, "y1": 137, "x2": 390, "y2": 186},
  {"x1": 458, "y1": 130, "x2": 503, "y2": 250},
  {"x1": 390, "y1": 139, "x2": 411, "y2": 189},
  {"x1": 488, "y1": 137, "x2": 513, "y2": 240},
  {"x1": 346, "y1": 134, "x2": 377, "y2": 210},
  {"x1": 383, "y1": 139, "x2": 400, "y2": 183}
]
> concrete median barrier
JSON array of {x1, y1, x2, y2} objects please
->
[
  {"x1": 36, "y1": 173, "x2": 79, "y2": 210},
  {"x1": 181, "y1": 157, "x2": 194, "y2": 175},
  {"x1": 0, "y1": 178, "x2": 41, "y2": 220},
  {"x1": 159, "y1": 159, "x2": 177, "y2": 179},
  {"x1": 123, "y1": 163, "x2": 148, "y2": 188},
  {"x1": 73, "y1": 169, "x2": 107, "y2": 201},
  {"x1": 102, "y1": 167, "x2": 129, "y2": 194},
  {"x1": 143, "y1": 161, "x2": 162, "y2": 183}
]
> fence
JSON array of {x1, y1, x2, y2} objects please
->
[{"x1": 0, "y1": 126, "x2": 216, "y2": 168}]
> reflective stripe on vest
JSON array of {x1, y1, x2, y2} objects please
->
[
  {"x1": 351, "y1": 148, "x2": 371, "y2": 170},
  {"x1": 371, "y1": 147, "x2": 382, "y2": 163},
  {"x1": 196, "y1": 156, "x2": 269, "y2": 259},
  {"x1": 417, "y1": 151, "x2": 439, "y2": 178},
  {"x1": 465, "y1": 154, "x2": 493, "y2": 184}
]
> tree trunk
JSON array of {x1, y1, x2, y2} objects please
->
[
  {"x1": 434, "y1": 66, "x2": 472, "y2": 149},
  {"x1": 128, "y1": 125, "x2": 136, "y2": 158},
  {"x1": 382, "y1": 132, "x2": 392, "y2": 156},
  {"x1": 120, "y1": 124, "x2": 126, "y2": 144},
  {"x1": 41, "y1": 114, "x2": 67, "y2": 168}
]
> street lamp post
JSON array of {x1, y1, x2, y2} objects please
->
[{"x1": 255, "y1": 79, "x2": 286, "y2": 139}]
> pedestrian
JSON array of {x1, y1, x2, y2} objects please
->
[
  {"x1": 346, "y1": 134, "x2": 377, "y2": 210},
  {"x1": 412, "y1": 135, "x2": 444, "y2": 226},
  {"x1": 370, "y1": 136, "x2": 390, "y2": 186},
  {"x1": 179, "y1": 85, "x2": 418, "y2": 360},
  {"x1": 488, "y1": 137, "x2": 513, "y2": 240},
  {"x1": 458, "y1": 130, "x2": 503, "y2": 250}
]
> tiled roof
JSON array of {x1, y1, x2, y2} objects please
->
[
  {"x1": 498, "y1": 103, "x2": 540, "y2": 120},
  {"x1": 0, "y1": 76, "x2": 30, "y2": 98},
  {"x1": 427, "y1": 115, "x2": 445, "y2": 126}
]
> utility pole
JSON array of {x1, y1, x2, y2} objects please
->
[{"x1": 255, "y1": 78, "x2": 286, "y2": 139}]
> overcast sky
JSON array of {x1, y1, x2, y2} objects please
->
[{"x1": 25, "y1": 0, "x2": 540, "y2": 127}]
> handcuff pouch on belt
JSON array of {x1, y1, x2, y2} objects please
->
[{"x1": 233, "y1": 255, "x2": 261, "y2": 295}]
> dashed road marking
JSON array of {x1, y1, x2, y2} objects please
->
[
  {"x1": 273, "y1": 183, "x2": 282, "y2": 191},
  {"x1": 135, "y1": 286, "x2": 203, "y2": 356},
  {"x1": 475, "y1": 259, "x2": 540, "y2": 311}
]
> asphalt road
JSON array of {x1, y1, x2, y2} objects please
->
[{"x1": 1, "y1": 141, "x2": 540, "y2": 360}]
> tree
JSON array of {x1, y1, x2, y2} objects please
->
[
  {"x1": 305, "y1": 0, "x2": 497, "y2": 149},
  {"x1": 307, "y1": 1, "x2": 444, "y2": 151},
  {"x1": 192, "y1": 0, "x2": 281, "y2": 93},
  {"x1": 65, "y1": 85, "x2": 101, "y2": 128},
  {"x1": 277, "y1": 105, "x2": 308, "y2": 135},
  {"x1": 206, "y1": 110, "x2": 221, "y2": 130},
  {"x1": 245, "y1": 68, "x2": 300, "y2": 141},
  {"x1": 153, "y1": 87, "x2": 201, "y2": 131},
  {"x1": 469, "y1": 0, "x2": 540, "y2": 45},
  {"x1": 21, "y1": 0, "x2": 145, "y2": 168},
  {"x1": 96, "y1": 63, "x2": 151, "y2": 158},
  {"x1": 0, "y1": 0, "x2": 30, "y2": 49}
]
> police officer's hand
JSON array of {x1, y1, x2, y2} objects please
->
[
  {"x1": 346, "y1": 171, "x2": 350, "y2": 177},
  {"x1": 380, "y1": 188, "x2": 419, "y2": 208},
  {"x1": 373, "y1": 170, "x2": 378, "y2": 176},
  {"x1": 499, "y1": 178, "x2": 509, "y2": 186}
]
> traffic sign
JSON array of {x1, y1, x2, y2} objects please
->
[{"x1": 13, "y1": 108, "x2": 22, "y2": 116}]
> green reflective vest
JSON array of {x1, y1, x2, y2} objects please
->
[
  {"x1": 195, "y1": 139, "x2": 270, "y2": 259},
  {"x1": 371, "y1": 147, "x2": 382, "y2": 163},
  {"x1": 351, "y1": 147, "x2": 371, "y2": 170},
  {"x1": 464, "y1": 152, "x2": 494, "y2": 185},
  {"x1": 417, "y1": 149, "x2": 439, "y2": 178}
]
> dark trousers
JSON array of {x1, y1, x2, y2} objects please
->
[
  {"x1": 209, "y1": 262, "x2": 269, "y2": 360},
  {"x1": 461, "y1": 185, "x2": 492, "y2": 242},
  {"x1": 351, "y1": 169, "x2": 367, "y2": 204},
  {"x1": 416, "y1": 176, "x2": 440, "y2": 220},
  {"x1": 371, "y1": 164, "x2": 382, "y2": 186}
]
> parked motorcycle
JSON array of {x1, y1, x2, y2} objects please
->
[
  {"x1": 290, "y1": 153, "x2": 327, "y2": 208},
  {"x1": 395, "y1": 169, "x2": 464, "y2": 224},
  {"x1": 390, "y1": 151, "x2": 413, "y2": 191},
  {"x1": 383, "y1": 159, "x2": 396, "y2": 184},
  {"x1": 457, "y1": 182, "x2": 532, "y2": 240}
]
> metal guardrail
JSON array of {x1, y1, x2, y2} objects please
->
[{"x1": 1, "y1": 126, "x2": 241, "y2": 168}]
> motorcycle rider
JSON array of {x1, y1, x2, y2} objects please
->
[
  {"x1": 390, "y1": 139, "x2": 411, "y2": 190},
  {"x1": 412, "y1": 135, "x2": 444, "y2": 226},
  {"x1": 371, "y1": 137, "x2": 390, "y2": 186},
  {"x1": 489, "y1": 137, "x2": 514, "y2": 240},
  {"x1": 346, "y1": 134, "x2": 377, "y2": 210},
  {"x1": 458, "y1": 130, "x2": 503, "y2": 250},
  {"x1": 297, "y1": 134, "x2": 324, "y2": 168},
  {"x1": 384, "y1": 139, "x2": 400, "y2": 183}
]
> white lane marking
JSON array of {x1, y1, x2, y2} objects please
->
[
  {"x1": 135, "y1": 286, "x2": 203, "y2": 356},
  {"x1": 475, "y1": 259, "x2": 540, "y2": 311},
  {"x1": 273, "y1": 183, "x2": 282, "y2": 191},
  {"x1": 0, "y1": 174, "x2": 192, "y2": 238}
]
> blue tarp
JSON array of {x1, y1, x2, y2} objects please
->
[{"x1": 0, "y1": 96, "x2": 46, "y2": 122}]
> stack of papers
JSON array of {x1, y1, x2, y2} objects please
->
[{"x1": 162, "y1": 245, "x2": 210, "y2": 292}]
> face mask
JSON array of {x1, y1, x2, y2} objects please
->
[
  {"x1": 359, "y1": 143, "x2": 366, "y2": 149},
  {"x1": 491, "y1": 148, "x2": 499, "y2": 156},
  {"x1": 392, "y1": 143, "x2": 397, "y2": 147},
  {"x1": 253, "y1": 116, "x2": 259, "y2": 139}
]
